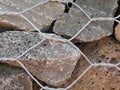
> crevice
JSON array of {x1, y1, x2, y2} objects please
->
[
  {"x1": 73, "y1": 0, "x2": 76, "y2": 2},
  {"x1": 43, "y1": 20, "x2": 56, "y2": 34},
  {"x1": 0, "y1": 26, "x2": 25, "y2": 33},
  {"x1": 64, "y1": 2, "x2": 73, "y2": 13}
]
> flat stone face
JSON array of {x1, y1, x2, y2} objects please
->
[
  {"x1": 53, "y1": 6, "x2": 89, "y2": 38},
  {"x1": 53, "y1": 3, "x2": 115, "y2": 42},
  {"x1": 75, "y1": 0, "x2": 118, "y2": 18},
  {"x1": 0, "y1": 63, "x2": 32, "y2": 90},
  {"x1": 0, "y1": 1, "x2": 65, "y2": 31},
  {"x1": 18, "y1": 39, "x2": 81, "y2": 86},
  {"x1": 0, "y1": 31, "x2": 43, "y2": 58}
]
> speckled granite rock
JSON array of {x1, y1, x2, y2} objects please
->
[
  {"x1": 0, "y1": 63, "x2": 32, "y2": 90},
  {"x1": 0, "y1": 31, "x2": 43, "y2": 58},
  {"x1": 0, "y1": 1, "x2": 65, "y2": 32},
  {"x1": 53, "y1": 0, "x2": 117, "y2": 42},
  {"x1": 0, "y1": 30, "x2": 81, "y2": 86}
]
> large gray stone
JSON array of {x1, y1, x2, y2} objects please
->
[
  {"x1": 0, "y1": 63, "x2": 32, "y2": 90},
  {"x1": 53, "y1": 0, "x2": 118, "y2": 42},
  {"x1": 0, "y1": 1, "x2": 65, "y2": 32}
]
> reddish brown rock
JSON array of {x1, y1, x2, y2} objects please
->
[
  {"x1": 69, "y1": 66, "x2": 120, "y2": 90},
  {"x1": 62, "y1": 37, "x2": 120, "y2": 89},
  {"x1": 79, "y1": 37, "x2": 120, "y2": 64}
]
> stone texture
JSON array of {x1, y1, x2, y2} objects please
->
[
  {"x1": 0, "y1": 0, "x2": 45, "y2": 12},
  {"x1": 0, "y1": 30, "x2": 81, "y2": 86},
  {"x1": 79, "y1": 36, "x2": 120, "y2": 64},
  {"x1": 0, "y1": 31, "x2": 43, "y2": 59},
  {"x1": 115, "y1": 23, "x2": 120, "y2": 42},
  {"x1": 75, "y1": 0, "x2": 118, "y2": 18},
  {"x1": 16, "y1": 39, "x2": 81, "y2": 86},
  {"x1": 70, "y1": 66, "x2": 120, "y2": 90},
  {"x1": 62, "y1": 37, "x2": 120, "y2": 89},
  {"x1": 53, "y1": 0, "x2": 117, "y2": 42},
  {"x1": 0, "y1": 63, "x2": 32, "y2": 90},
  {"x1": 0, "y1": 1, "x2": 65, "y2": 32}
]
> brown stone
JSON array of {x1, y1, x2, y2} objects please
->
[
  {"x1": 17, "y1": 39, "x2": 81, "y2": 86},
  {"x1": 115, "y1": 23, "x2": 120, "y2": 42}
]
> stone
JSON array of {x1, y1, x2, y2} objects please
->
[
  {"x1": 0, "y1": 1, "x2": 65, "y2": 32},
  {"x1": 115, "y1": 23, "x2": 120, "y2": 42},
  {"x1": 0, "y1": 31, "x2": 43, "y2": 59},
  {"x1": 70, "y1": 66, "x2": 120, "y2": 90},
  {"x1": 0, "y1": 63, "x2": 32, "y2": 90},
  {"x1": 75, "y1": 0, "x2": 118, "y2": 18},
  {"x1": 62, "y1": 36, "x2": 120, "y2": 89},
  {"x1": 79, "y1": 36, "x2": 120, "y2": 64},
  {"x1": 0, "y1": 30, "x2": 81, "y2": 86},
  {"x1": 0, "y1": 0, "x2": 45, "y2": 12},
  {"x1": 17, "y1": 39, "x2": 81, "y2": 86},
  {"x1": 53, "y1": 0, "x2": 117, "y2": 42}
]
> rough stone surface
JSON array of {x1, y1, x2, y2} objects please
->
[
  {"x1": 75, "y1": 0, "x2": 118, "y2": 18},
  {"x1": 17, "y1": 39, "x2": 81, "y2": 86},
  {"x1": 0, "y1": 31, "x2": 43, "y2": 58},
  {"x1": 0, "y1": 63, "x2": 32, "y2": 90},
  {"x1": 79, "y1": 37, "x2": 120, "y2": 64},
  {"x1": 0, "y1": 30, "x2": 81, "y2": 86},
  {"x1": 53, "y1": 0, "x2": 117, "y2": 42},
  {"x1": 0, "y1": 1, "x2": 65, "y2": 32},
  {"x1": 115, "y1": 23, "x2": 120, "y2": 42},
  {"x1": 62, "y1": 37, "x2": 120, "y2": 89},
  {"x1": 0, "y1": 0, "x2": 45, "y2": 12},
  {"x1": 70, "y1": 66, "x2": 120, "y2": 90}
]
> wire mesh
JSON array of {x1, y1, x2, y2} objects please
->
[{"x1": 0, "y1": 0, "x2": 120, "y2": 90}]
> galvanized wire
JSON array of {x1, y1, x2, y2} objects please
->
[{"x1": 0, "y1": 0, "x2": 120, "y2": 90}]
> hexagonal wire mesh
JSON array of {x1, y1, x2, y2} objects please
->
[{"x1": 0, "y1": 0, "x2": 120, "y2": 90}]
